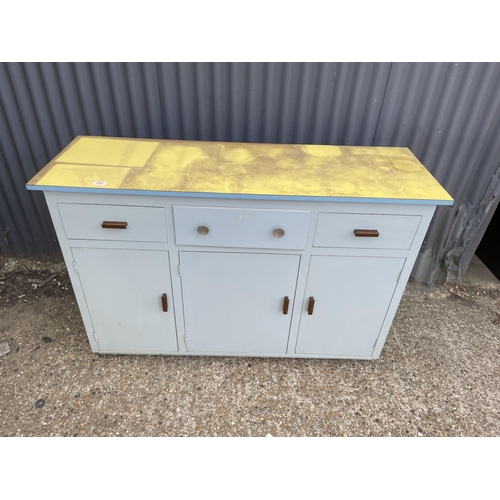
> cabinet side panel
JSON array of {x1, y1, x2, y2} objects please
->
[
  {"x1": 43, "y1": 191, "x2": 100, "y2": 352},
  {"x1": 370, "y1": 205, "x2": 437, "y2": 359}
]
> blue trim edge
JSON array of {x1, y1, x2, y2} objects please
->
[{"x1": 26, "y1": 184, "x2": 454, "y2": 206}]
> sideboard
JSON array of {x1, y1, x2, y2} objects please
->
[{"x1": 27, "y1": 136, "x2": 453, "y2": 359}]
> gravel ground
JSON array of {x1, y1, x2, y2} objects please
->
[{"x1": 1, "y1": 257, "x2": 500, "y2": 437}]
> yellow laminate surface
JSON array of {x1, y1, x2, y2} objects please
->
[{"x1": 27, "y1": 136, "x2": 453, "y2": 202}]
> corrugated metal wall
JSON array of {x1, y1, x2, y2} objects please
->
[{"x1": 1, "y1": 62, "x2": 499, "y2": 282}]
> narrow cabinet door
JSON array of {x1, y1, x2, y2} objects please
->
[
  {"x1": 72, "y1": 248, "x2": 177, "y2": 353},
  {"x1": 180, "y1": 252, "x2": 300, "y2": 354},
  {"x1": 295, "y1": 255, "x2": 405, "y2": 357}
]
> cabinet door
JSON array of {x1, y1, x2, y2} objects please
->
[
  {"x1": 72, "y1": 248, "x2": 177, "y2": 353},
  {"x1": 180, "y1": 252, "x2": 300, "y2": 354},
  {"x1": 295, "y1": 255, "x2": 405, "y2": 357}
]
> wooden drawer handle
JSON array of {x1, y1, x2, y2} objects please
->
[
  {"x1": 308, "y1": 296, "x2": 315, "y2": 315},
  {"x1": 354, "y1": 229, "x2": 379, "y2": 237},
  {"x1": 102, "y1": 221, "x2": 128, "y2": 229},
  {"x1": 283, "y1": 296, "x2": 290, "y2": 315},
  {"x1": 162, "y1": 293, "x2": 168, "y2": 312}
]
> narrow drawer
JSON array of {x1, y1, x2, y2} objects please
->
[
  {"x1": 58, "y1": 203, "x2": 168, "y2": 242},
  {"x1": 173, "y1": 206, "x2": 310, "y2": 249},
  {"x1": 313, "y1": 213, "x2": 421, "y2": 249}
]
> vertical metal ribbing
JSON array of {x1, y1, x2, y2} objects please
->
[{"x1": 1, "y1": 62, "x2": 499, "y2": 284}]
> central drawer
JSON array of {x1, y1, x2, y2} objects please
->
[{"x1": 173, "y1": 205, "x2": 310, "y2": 249}]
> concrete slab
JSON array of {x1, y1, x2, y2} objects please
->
[
  {"x1": 460, "y1": 254, "x2": 500, "y2": 289},
  {"x1": 1, "y1": 257, "x2": 500, "y2": 437}
]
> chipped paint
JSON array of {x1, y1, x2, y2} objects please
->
[
  {"x1": 27, "y1": 136, "x2": 453, "y2": 203},
  {"x1": 412, "y1": 165, "x2": 500, "y2": 283}
]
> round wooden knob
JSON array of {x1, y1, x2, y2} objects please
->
[
  {"x1": 273, "y1": 228, "x2": 285, "y2": 238},
  {"x1": 197, "y1": 225, "x2": 209, "y2": 235}
]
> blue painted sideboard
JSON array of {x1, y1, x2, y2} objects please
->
[{"x1": 27, "y1": 137, "x2": 453, "y2": 359}]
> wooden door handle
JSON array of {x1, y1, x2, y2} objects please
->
[
  {"x1": 102, "y1": 221, "x2": 128, "y2": 229},
  {"x1": 283, "y1": 296, "x2": 290, "y2": 315},
  {"x1": 354, "y1": 229, "x2": 379, "y2": 237},
  {"x1": 162, "y1": 293, "x2": 168, "y2": 312},
  {"x1": 308, "y1": 296, "x2": 315, "y2": 315}
]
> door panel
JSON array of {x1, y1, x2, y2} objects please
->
[
  {"x1": 72, "y1": 248, "x2": 177, "y2": 352},
  {"x1": 296, "y1": 255, "x2": 405, "y2": 357},
  {"x1": 180, "y1": 252, "x2": 300, "y2": 354}
]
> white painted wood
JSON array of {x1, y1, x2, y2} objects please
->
[
  {"x1": 47, "y1": 191, "x2": 430, "y2": 217},
  {"x1": 179, "y1": 252, "x2": 300, "y2": 354},
  {"x1": 173, "y1": 205, "x2": 310, "y2": 249},
  {"x1": 58, "y1": 203, "x2": 168, "y2": 242},
  {"x1": 88, "y1": 349, "x2": 376, "y2": 359},
  {"x1": 370, "y1": 205, "x2": 436, "y2": 359},
  {"x1": 295, "y1": 255, "x2": 405, "y2": 357},
  {"x1": 42, "y1": 186, "x2": 439, "y2": 359},
  {"x1": 44, "y1": 192, "x2": 101, "y2": 352},
  {"x1": 71, "y1": 247, "x2": 178, "y2": 353},
  {"x1": 314, "y1": 213, "x2": 421, "y2": 249}
]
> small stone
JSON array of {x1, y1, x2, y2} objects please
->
[
  {"x1": 266, "y1": 433, "x2": 273, "y2": 437},
  {"x1": 0, "y1": 342, "x2": 11, "y2": 357}
]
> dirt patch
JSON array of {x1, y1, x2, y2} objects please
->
[
  {"x1": 0, "y1": 258, "x2": 83, "y2": 359},
  {"x1": 446, "y1": 282, "x2": 500, "y2": 301},
  {"x1": 0, "y1": 257, "x2": 72, "y2": 307},
  {"x1": 0, "y1": 257, "x2": 81, "y2": 358}
]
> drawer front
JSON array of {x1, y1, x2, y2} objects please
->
[
  {"x1": 58, "y1": 203, "x2": 168, "y2": 242},
  {"x1": 313, "y1": 213, "x2": 421, "y2": 249},
  {"x1": 173, "y1": 206, "x2": 310, "y2": 249}
]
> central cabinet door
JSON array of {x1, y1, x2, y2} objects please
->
[
  {"x1": 179, "y1": 252, "x2": 300, "y2": 354},
  {"x1": 72, "y1": 248, "x2": 178, "y2": 353}
]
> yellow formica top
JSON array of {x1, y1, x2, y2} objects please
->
[{"x1": 26, "y1": 136, "x2": 453, "y2": 204}]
